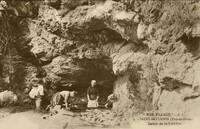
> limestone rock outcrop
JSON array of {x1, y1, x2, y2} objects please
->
[
  {"x1": 22, "y1": 0, "x2": 200, "y2": 118},
  {"x1": 0, "y1": 90, "x2": 18, "y2": 107},
  {"x1": 1, "y1": 0, "x2": 200, "y2": 125}
]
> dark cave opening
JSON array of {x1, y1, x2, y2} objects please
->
[{"x1": 181, "y1": 34, "x2": 200, "y2": 58}]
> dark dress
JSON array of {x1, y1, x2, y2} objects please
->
[{"x1": 87, "y1": 86, "x2": 99, "y2": 100}]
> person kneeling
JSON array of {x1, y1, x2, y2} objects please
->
[
  {"x1": 60, "y1": 90, "x2": 77, "y2": 109},
  {"x1": 46, "y1": 91, "x2": 77, "y2": 113},
  {"x1": 104, "y1": 94, "x2": 117, "y2": 109}
]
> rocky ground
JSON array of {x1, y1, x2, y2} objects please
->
[
  {"x1": 76, "y1": 109, "x2": 129, "y2": 127},
  {"x1": 0, "y1": 106, "x2": 130, "y2": 129}
]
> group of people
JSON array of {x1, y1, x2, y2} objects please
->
[{"x1": 29, "y1": 79, "x2": 113, "y2": 111}]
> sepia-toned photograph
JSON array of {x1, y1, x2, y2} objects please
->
[{"x1": 0, "y1": 0, "x2": 200, "y2": 129}]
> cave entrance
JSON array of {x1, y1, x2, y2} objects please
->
[
  {"x1": 56, "y1": 79, "x2": 115, "y2": 106},
  {"x1": 181, "y1": 34, "x2": 200, "y2": 58}
]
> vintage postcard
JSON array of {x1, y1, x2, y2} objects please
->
[{"x1": 0, "y1": 0, "x2": 199, "y2": 129}]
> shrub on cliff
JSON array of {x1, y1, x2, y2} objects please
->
[
  {"x1": 124, "y1": 0, "x2": 200, "y2": 53},
  {"x1": 157, "y1": 0, "x2": 199, "y2": 40},
  {"x1": 122, "y1": 0, "x2": 199, "y2": 41}
]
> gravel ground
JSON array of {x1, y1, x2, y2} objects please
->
[
  {"x1": 76, "y1": 109, "x2": 129, "y2": 127},
  {"x1": 0, "y1": 106, "x2": 131, "y2": 129}
]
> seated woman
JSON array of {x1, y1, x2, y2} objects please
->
[
  {"x1": 87, "y1": 80, "x2": 99, "y2": 108},
  {"x1": 104, "y1": 94, "x2": 117, "y2": 109}
]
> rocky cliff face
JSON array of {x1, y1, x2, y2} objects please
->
[{"x1": 1, "y1": 0, "x2": 200, "y2": 123}]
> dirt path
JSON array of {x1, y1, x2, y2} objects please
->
[{"x1": 0, "y1": 106, "x2": 131, "y2": 129}]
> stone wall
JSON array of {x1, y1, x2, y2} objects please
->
[{"x1": 1, "y1": 0, "x2": 200, "y2": 120}]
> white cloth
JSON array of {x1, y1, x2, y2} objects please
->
[
  {"x1": 38, "y1": 85, "x2": 44, "y2": 96},
  {"x1": 29, "y1": 85, "x2": 44, "y2": 99},
  {"x1": 87, "y1": 100, "x2": 99, "y2": 108}
]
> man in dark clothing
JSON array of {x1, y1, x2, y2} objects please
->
[{"x1": 87, "y1": 80, "x2": 99, "y2": 108}]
